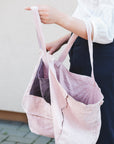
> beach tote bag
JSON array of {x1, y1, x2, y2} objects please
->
[{"x1": 22, "y1": 6, "x2": 104, "y2": 144}]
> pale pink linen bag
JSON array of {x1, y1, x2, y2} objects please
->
[{"x1": 22, "y1": 7, "x2": 104, "y2": 144}]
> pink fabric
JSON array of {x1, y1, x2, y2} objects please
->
[{"x1": 22, "y1": 6, "x2": 104, "y2": 144}]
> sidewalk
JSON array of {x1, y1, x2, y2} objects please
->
[{"x1": 0, "y1": 120, "x2": 55, "y2": 144}]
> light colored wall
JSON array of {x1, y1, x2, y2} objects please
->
[{"x1": 0, "y1": 0, "x2": 77, "y2": 113}]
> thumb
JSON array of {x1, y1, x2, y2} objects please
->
[{"x1": 49, "y1": 49, "x2": 54, "y2": 55}]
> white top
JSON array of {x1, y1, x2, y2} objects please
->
[{"x1": 72, "y1": 0, "x2": 114, "y2": 44}]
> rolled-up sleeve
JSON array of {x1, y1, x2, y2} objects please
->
[
  {"x1": 91, "y1": 17, "x2": 113, "y2": 44},
  {"x1": 90, "y1": 6, "x2": 114, "y2": 44},
  {"x1": 72, "y1": 4, "x2": 114, "y2": 44}
]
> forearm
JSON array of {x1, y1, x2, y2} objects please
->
[
  {"x1": 55, "y1": 13, "x2": 94, "y2": 41},
  {"x1": 52, "y1": 33, "x2": 71, "y2": 49},
  {"x1": 56, "y1": 33, "x2": 71, "y2": 46}
]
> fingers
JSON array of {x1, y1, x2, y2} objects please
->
[
  {"x1": 25, "y1": 7, "x2": 48, "y2": 19},
  {"x1": 25, "y1": 5, "x2": 48, "y2": 11},
  {"x1": 39, "y1": 11, "x2": 48, "y2": 16},
  {"x1": 46, "y1": 46, "x2": 54, "y2": 55},
  {"x1": 25, "y1": 7, "x2": 31, "y2": 11},
  {"x1": 48, "y1": 51, "x2": 53, "y2": 55},
  {"x1": 48, "y1": 49, "x2": 56, "y2": 55},
  {"x1": 38, "y1": 5, "x2": 48, "y2": 11}
]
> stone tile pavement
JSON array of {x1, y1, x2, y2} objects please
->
[{"x1": 0, "y1": 120, "x2": 55, "y2": 144}]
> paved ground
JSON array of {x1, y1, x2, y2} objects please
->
[{"x1": 0, "y1": 120, "x2": 55, "y2": 144}]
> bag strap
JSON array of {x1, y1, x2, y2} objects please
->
[
  {"x1": 31, "y1": 7, "x2": 46, "y2": 53},
  {"x1": 56, "y1": 20, "x2": 94, "y2": 79},
  {"x1": 84, "y1": 20, "x2": 94, "y2": 79},
  {"x1": 31, "y1": 6, "x2": 94, "y2": 79},
  {"x1": 31, "y1": 6, "x2": 50, "y2": 78},
  {"x1": 55, "y1": 33, "x2": 78, "y2": 66}
]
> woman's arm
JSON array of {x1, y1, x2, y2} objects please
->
[
  {"x1": 57, "y1": 33, "x2": 71, "y2": 46},
  {"x1": 55, "y1": 15, "x2": 94, "y2": 41},
  {"x1": 25, "y1": 5, "x2": 93, "y2": 41},
  {"x1": 46, "y1": 33, "x2": 71, "y2": 54}
]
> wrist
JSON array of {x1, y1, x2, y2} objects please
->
[
  {"x1": 55, "y1": 39, "x2": 64, "y2": 47},
  {"x1": 56, "y1": 33, "x2": 71, "y2": 47}
]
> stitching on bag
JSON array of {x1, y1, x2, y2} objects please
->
[
  {"x1": 27, "y1": 112, "x2": 53, "y2": 120},
  {"x1": 58, "y1": 95, "x2": 69, "y2": 141}
]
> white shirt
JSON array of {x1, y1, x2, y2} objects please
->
[{"x1": 72, "y1": 0, "x2": 114, "y2": 44}]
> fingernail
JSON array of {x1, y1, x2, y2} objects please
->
[{"x1": 24, "y1": 7, "x2": 31, "y2": 10}]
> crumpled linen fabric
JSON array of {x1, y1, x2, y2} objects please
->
[{"x1": 22, "y1": 6, "x2": 104, "y2": 144}]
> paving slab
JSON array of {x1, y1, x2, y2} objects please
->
[
  {"x1": 49, "y1": 142, "x2": 55, "y2": 144},
  {"x1": 0, "y1": 121, "x2": 21, "y2": 130},
  {"x1": 1, "y1": 129, "x2": 27, "y2": 137},
  {"x1": 24, "y1": 132, "x2": 39, "y2": 140},
  {"x1": 0, "y1": 135, "x2": 8, "y2": 143},
  {"x1": 1, "y1": 141, "x2": 16, "y2": 144},
  {"x1": 33, "y1": 136, "x2": 51, "y2": 144},
  {"x1": 7, "y1": 136, "x2": 34, "y2": 144},
  {"x1": 0, "y1": 120, "x2": 53, "y2": 144},
  {"x1": 51, "y1": 139, "x2": 55, "y2": 142},
  {"x1": 16, "y1": 142, "x2": 28, "y2": 144},
  {"x1": 17, "y1": 124, "x2": 30, "y2": 133}
]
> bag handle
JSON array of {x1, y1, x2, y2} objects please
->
[
  {"x1": 55, "y1": 33, "x2": 78, "y2": 67},
  {"x1": 31, "y1": 6, "x2": 50, "y2": 78},
  {"x1": 31, "y1": 6, "x2": 94, "y2": 79},
  {"x1": 31, "y1": 7, "x2": 46, "y2": 53},
  {"x1": 84, "y1": 20, "x2": 94, "y2": 79},
  {"x1": 57, "y1": 20, "x2": 94, "y2": 79}
]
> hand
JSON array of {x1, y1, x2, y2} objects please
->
[
  {"x1": 25, "y1": 5, "x2": 65, "y2": 24},
  {"x1": 46, "y1": 40, "x2": 62, "y2": 55}
]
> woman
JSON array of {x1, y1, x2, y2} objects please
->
[{"x1": 25, "y1": 1, "x2": 114, "y2": 143}]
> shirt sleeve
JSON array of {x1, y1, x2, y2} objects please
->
[{"x1": 90, "y1": 7, "x2": 114, "y2": 44}]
